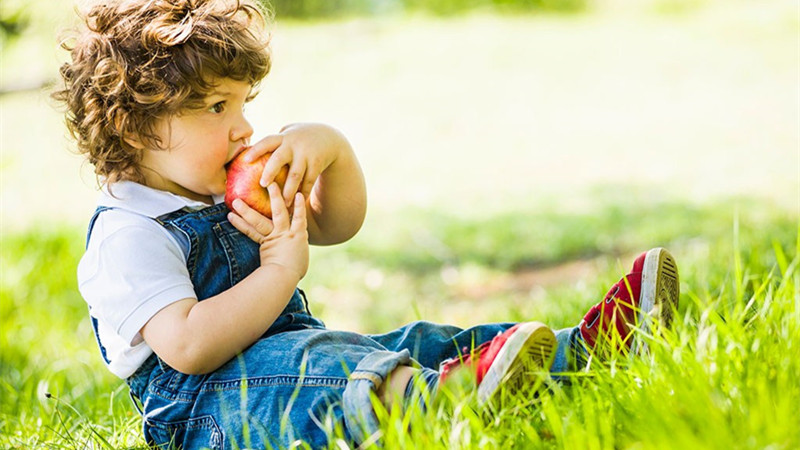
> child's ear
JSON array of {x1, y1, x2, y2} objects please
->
[
  {"x1": 123, "y1": 135, "x2": 145, "y2": 150},
  {"x1": 114, "y1": 115, "x2": 145, "y2": 150}
]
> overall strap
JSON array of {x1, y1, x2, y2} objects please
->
[
  {"x1": 85, "y1": 206, "x2": 114, "y2": 249},
  {"x1": 155, "y1": 206, "x2": 198, "y2": 224},
  {"x1": 85, "y1": 206, "x2": 115, "y2": 365},
  {"x1": 153, "y1": 207, "x2": 196, "y2": 261}
]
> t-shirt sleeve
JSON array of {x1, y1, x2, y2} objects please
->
[{"x1": 78, "y1": 218, "x2": 197, "y2": 345}]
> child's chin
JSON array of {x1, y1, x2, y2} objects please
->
[{"x1": 212, "y1": 181, "x2": 227, "y2": 197}]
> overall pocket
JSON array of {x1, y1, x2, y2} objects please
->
[
  {"x1": 146, "y1": 415, "x2": 224, "y2": 450},
  {"x1": 212, "y1": 221, "x2": 260, "y2": 287}
]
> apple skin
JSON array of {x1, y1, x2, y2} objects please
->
[{"x1": 225, "y1": 150, "x2": 289, "y2": 218}]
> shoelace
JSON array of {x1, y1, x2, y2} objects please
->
[{"x1": 582, "y1": 280, "x2": 638, "y2": 347}]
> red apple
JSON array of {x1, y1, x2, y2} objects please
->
[{"x1": 225, "y1": 149, "x2": 289, "y2": 218}]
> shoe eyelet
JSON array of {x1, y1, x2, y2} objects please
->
[{"x1": 605, "y1": 285, "x2": 620, "y2": 303}]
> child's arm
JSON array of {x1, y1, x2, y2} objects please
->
[
  {"x1": 246, "y1": 123, "x2": 367, "y2": 246},
  {"x1": 140, "y1": 185, "x2": 308, "y2": 375}
]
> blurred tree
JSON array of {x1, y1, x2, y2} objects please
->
[
  {"x1": 263, "y1": 0, "x2": 585, "y2": 18},
  {"x1": 266, "y1": 0, "x2": 389, "y2": 18},
  {"x1": 490, "y1": 0, "x2": 585, "y2": 12},
  {"x1": 0, "y1": 4, "x2": 29, "y2": 48}
]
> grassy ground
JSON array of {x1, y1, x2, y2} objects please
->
[{"x1": 1, "y1": 0, "x2": 799, "y2": 448}]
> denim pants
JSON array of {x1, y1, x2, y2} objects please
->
[{"x1": 88, "y1": 204, "x2": 582, "y2": 449}]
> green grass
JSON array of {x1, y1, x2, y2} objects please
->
[
  {"x1": 1, "y1": 197, "x2": 798, "y2": 449},
  {"x1": 369, "y1": 212, "x2": 800, "y2": 450}
]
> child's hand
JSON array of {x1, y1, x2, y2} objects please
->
[
  {"x1": 244, "y1": 123, "x2": 344, "y2": 206},
  {"x1": 228, "y1": 184, "x2": 309, "y2": 280},
  {"x1": 243, "y1": 122, "x2": 366, "y2": 246}
]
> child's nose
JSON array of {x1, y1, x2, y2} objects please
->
[{"x1": 230, "y1": 116, "x2": 254, "y2": 143}]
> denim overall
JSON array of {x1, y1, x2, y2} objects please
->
[{"x1": 85, "y1": 202, "x2": 593, "y2": 449}]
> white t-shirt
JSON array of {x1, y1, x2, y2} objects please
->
[{"x1": 78, "y1": 181, "x2": 224, "y2": 378}]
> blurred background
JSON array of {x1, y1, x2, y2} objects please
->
[
  {"x1": 1, "y1": 0, "x2": 798, "y2": 446},
  {"x1": 1, "y1": 0, "x2": 797, "y2": 322},
  {"x1": 2, "y1": 0, "x2": 797, "y2": 227},
  {"x1": 1, "y1": 0, "x2": 798, "y2": 326},
  {"x1": 2, "y1": 0, "x2": 797, "y2": 327}
]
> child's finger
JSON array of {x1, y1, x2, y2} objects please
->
[
  {"x1": 281, "y1": 160, "x2": 306, "y2": 205},
  {"x1": 228, "y1": 211, "x2": 269, "y2": 243},
  {"x1": 299, "y1": 174, "x2": 316, "y2": 203},
  {"x1": 291, "y1": 193, "x2": 307, "y2": 232},
  {"x1": 245, "y1": 134, "x2": 283, "y2": 163},
  {"x1": 230, "y1": 199, "x2": 274, "y2": 237},
  {"x1": 267, "y1": 182, "x2": 290, "y2": 229},
  {"x1": 260, "y1": 144, "x2": 292, "y2": 187}
]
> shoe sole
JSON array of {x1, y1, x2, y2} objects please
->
[
  {"x1": 477, "y1": 322, "x2": 557, "y2": 405},
  {"x1": 637, "y1": 247, "x2": 680, "y2": 353}
]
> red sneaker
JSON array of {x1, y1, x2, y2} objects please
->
[
  {"x1": 439, "y1": 322, "x2": 557, "y2": 404},
  {"x1": 579, "y1": 248, "x2": 680, "y2": 355}
]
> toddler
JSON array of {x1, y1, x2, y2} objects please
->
[{"x1": 56, "y1": 1, "x2": 680, "y2": 448}]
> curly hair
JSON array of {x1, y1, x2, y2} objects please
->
[{"x1": 53, "y1": 0, "x2": 272, "y2": 184}]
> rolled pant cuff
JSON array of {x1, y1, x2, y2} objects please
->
[{"x1": 342, "y1": 349, "x2": 415, "y2": 445}]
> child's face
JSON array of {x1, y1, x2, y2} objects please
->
[{"x1": 140, "y1": 78, "x2": 254, "y2": 203}]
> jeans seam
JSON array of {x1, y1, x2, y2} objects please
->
[
  {"x1": 213, "y1": 223, "x2": 240, "y2": 286},
  {"x1": 350, "y1": 372, "x2": 384, "y2": 385},
  {"x1": 183, "y1": 224, "x2": 199, "y2": 277},
  {"x1": 147, "y1": 387, "x2": 195, "y2": 403},
  {"x1": 202, "y1": 375, "x2": 349, "y2": 392}
]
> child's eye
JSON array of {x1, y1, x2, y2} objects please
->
[{"x1": 208, "y1": 101, "x2": 226, "y2": 114}]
